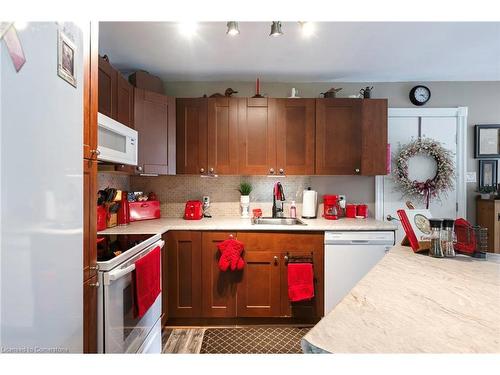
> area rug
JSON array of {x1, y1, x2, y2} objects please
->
[{"x1": 199, "y1": 327, "x2": 309, "y2": 354}]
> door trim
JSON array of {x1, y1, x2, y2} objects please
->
[{"x1": 375, "y1": 107, "x2": 467, "y2": 221}]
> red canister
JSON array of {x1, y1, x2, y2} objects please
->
[
  {"x1": 97, "y1": 205, "x2": 107, "y2": 231},
  {"x1": 357, "y1": 204, "x2": 368, "y2": 218},
  {"x1": 346, "y1": 204, "x2": 357, "y2": 218}
]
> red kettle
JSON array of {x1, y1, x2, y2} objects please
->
[{"x1": 184, "y1": 200, "x2": 203, "y2": 220}]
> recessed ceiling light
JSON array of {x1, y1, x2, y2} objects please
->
[
  {"x1": 299, "y1": 21, "x2": 315, "y2": 37},
  {"x1": 178, "y1": 21, "x2": 198, "y2": 38},
  {"x1": 269, "y1": 21, "x2": 283, "y2": 37},
  {"x1": 226, "y1": 21, "x2": 240, "y2": 36}
]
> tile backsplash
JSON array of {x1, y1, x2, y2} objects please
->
[
  {"x1": 129, "y1": 175, "x2": 376, "y2": 218},
  {"x1": 98, "y1": 172, "x2": 130, "y2": 191}
]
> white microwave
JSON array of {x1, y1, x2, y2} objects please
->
[{"x1": 97, "y1": 112, "x2": 138, "y2": 166}]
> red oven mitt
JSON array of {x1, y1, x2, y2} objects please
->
[{"x1": 217, "y1": 238, "x2": 245, "y2": 272}]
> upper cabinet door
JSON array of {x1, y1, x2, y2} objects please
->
[
  {"x1": 116, "y1": 74, "x2": 134, "y2": 128},
  {"x1": 83, "y1": 23, "x2": 98, "y2": 160},
  {"x1": 207, "y1": 97, "x2": 239, "y2": 175},
  {"x1": 134, "y1": 88, "x2": 176, "y2": 175},
  {"x1": 315, "y1": 99, "x2": 362, "y2": 175},
  {"x1": 276, "y1": 99, "x2": 315, "y2": 175},
  {"x1": 176, "y1": 98, "x2": 208, "y2": 175},
  {"x1": 360, "y1": 99, "x2": 388, "y2": 175},
  {"x1": 98, "y1": 56, "x2": 117, "y2": 118},
  {"x1": 238, "y1": 98, "x2": 277, "y2": 175}
]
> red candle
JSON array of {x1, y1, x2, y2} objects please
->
[{"x1": 256, "y1": 78, "x2": 260, "y2": 95}]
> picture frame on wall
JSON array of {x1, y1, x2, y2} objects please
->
[
  {"x1": 57, "y1": 30, "x2": 77, "y2": 87},
  {"x1": 479, "y1": 159, "x2": 498, "y2": 189},
  {"x1": 475, "y1": 124, "x2": 500, "y2": 158}
]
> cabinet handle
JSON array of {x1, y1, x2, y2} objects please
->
[
  {"x1": 355, "y1": 168, "x2": 360, "y2": 174},
  {"x1": 89, "y1": 264, "x2": 99, "y2": 271},
  {"x1": 200, "y1": 168, "x2": 205, "y2": 174},
  {"x1": 269, "y1": 168, "x2": 275, "y2": 175},
  {"x1": 273, "y1": 256, "x2": 279, "y2": 265},
  {"x1": 284, "y1": 255, "x2": 289, "y2": 263},
  {"x1": 137, "y1": 166, "x2": 143, "y2": 172},
  {"x1": 90, "y1": 149, "x2": 100, "y2": 156},
  {"x1": 279, "y1": 168, "x2": 284, "y2": 175},
  {"x1": 209, "y1": 167, "x2": 215, "y2": 174},
  {"x1": 89, "y1": 282, "x2": 100, "y2": 288}
]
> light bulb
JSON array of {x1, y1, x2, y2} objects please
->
[
  {"x1": 299, "y1": 22, "x2": 315, "y2": 37},
  {"x1": 178, "y1": 21, "x2": 198, "y2": 38}
]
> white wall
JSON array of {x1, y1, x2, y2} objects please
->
[
  {"x1": 1, "y1": 22, "x2": 83, "y2": 352},
  {"x1": 165, "y1": 81, "x2": 500, "y2": 223}
]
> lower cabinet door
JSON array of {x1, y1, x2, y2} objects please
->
[
  {"x1": 167, "y1": 231, "x2": 202, "y2": 318},
  {"x1": 201, "y1": 232, "x2": 238, "y2": 318},
  {"x1": 236, "y1": 251, "x2": 282, "y2": 317},
  {"x1": 83, "y1": 275, "x2": 98, "y2": 353}
]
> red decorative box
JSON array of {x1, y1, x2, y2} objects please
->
[{"x1": 129, "y1": 200, "x2": 161, "y2": 222}]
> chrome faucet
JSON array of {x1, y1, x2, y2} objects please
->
[{"x1": 272, "y1": 182, "x2": 286, "y2": 218}]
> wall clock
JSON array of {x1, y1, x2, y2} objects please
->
[{"x1": 409, "y1": 85, "x2": 431, "y2": 106}]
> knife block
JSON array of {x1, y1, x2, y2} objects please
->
[{"x1": 105, "y1": 203, "x2": 118, "y2": 228}]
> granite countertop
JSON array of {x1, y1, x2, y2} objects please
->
[
  {"x1": 97, "y1": 216, "x2": 397, "y2": 235},
  {"x1": 302, "y1": 245, "x2": 500, "y2": 353}
]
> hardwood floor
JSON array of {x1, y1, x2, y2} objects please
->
[{"x1": 162, "y1": 328, "x2": 205, "y2": 354}]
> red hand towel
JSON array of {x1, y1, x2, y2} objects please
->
[
  {"x1": 134, "y1": 246, "x2": 161, "y2": 319},
  {"x1": 287, "y1": 263, "x2": 314, "y2": 302}
]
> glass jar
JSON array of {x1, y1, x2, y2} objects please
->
[
  {"x1": 441, "y1": 219, "x2": 456, "y2": 257},
  {"x1": 428, "y1": 219, "x2": 444, "y2": 258}
]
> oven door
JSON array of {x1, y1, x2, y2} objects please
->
[{"x1": 101, "y1": 239, "x2": 163, "y2": 353}]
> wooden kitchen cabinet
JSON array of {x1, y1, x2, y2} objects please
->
[
  {"x1": 476, "y1": 198, "x2": 500, "y2": 253},
  {"x1": 276, "y1": 98, "x2": 315, "y2": 175},
  {"x1": 167, "y1": 231, "x2": 203, "y2": 318},
  {"x1": 207, "y1": 98, "x2": 239, "y2": 175},
  {"x1": 316, "y1": 98, "x2": 387, "y2": 176},
  {"x1": 238, "y1": 98, "x2": 277, "y2": 175},
  {"x1": 176, "y1": 98, "x2": 208, "y2": 174},
  {"x1": 83, "y1": 275, "x2": 99, "y2": 354},
  {"x1": 83, "y1": 23, "x2": 98, "y2": 160},
  {"x1": 116, "y1": 73, "x2": 134, "y2": 128},
  {"x1": 98, "y1": 55, "x2": 117, "y2": 119},
  {"x1": 83, "y1": 158, "x2": 97, "y2": 282},
  {"x1": 201, "y1": 232, "x2": 238, "y2": 318},
  {"x1": 134, "y1": 88, "x2": 176, "y2": 175}
]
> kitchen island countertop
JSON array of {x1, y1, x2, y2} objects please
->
[
  {"x1": 98, "y1": 216, "x2": 396, "y2": 235},
  {"x1": 302, "y1": 245, "x2": 500, "y2": 353}
]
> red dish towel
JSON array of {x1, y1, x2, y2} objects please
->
[
  {"x1": 134, "y1": 246, "x2": 161, "y2": 319},
  {"x1": 287, "y1": 263, "x2": 314, "y2": 302}
]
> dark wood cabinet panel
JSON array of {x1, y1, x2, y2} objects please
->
[
  {"x1": 83, "y1": 23, "x2": 98, "y2": 160},
  {"x1": 361, "y1": 99, "x2": 388, "y2": 175},
  {"x1": 176, "y1": 98, "x2": 208, "y2": 174},
  {"x1": 116, "y1": 74, "x2": 134, "y2": 128},
  {"x1": 201, "y1": 232, "x2": 238, "y2": 318},
  {"x1": 134, "y1": 88, "x2": 176, "y2": 175},
  {"x1": 208, "y1": 98, "x2": 239, "y2": 175},
  {"x1": 98, "y1": 56, "x2": 117, "y2": 119},
  {"x1": 238, "y1": 98, "x2": 277, "y2": 175},
  {"x1": 83, "y1": 159, "x2": 97, "y2": 281},
  {"x1": 276, "y1": 99, "x2": 315, "y2": 175},
  {"x1": 236, "y1": 250, "x2": 282, "y2": 317},
  {"x1": 83, "y1": 275, "x2": 98, "y2": 353},
  {"x1": 167, "y1": 231, "x2": 202, "y2": 318},
  {"x1": 316, "y1": 98, "x2": 362, "y2": 175}
]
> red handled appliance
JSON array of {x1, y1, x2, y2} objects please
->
[
  {"x1": 323, "y1": 195, "x2": 339, "y2": 220},
  {"x1": 184, "y1": 200, "x2": 203, "y2": 220},
  {"x1": 129, "y1": 200, "x2": 161, "y2": 222}
]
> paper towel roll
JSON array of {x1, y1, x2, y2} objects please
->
[{"x1": 302, "y1": 189, "x2": 318, "y2": 218}]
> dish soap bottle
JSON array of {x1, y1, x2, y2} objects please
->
[{"x1": 290, "y1": 200, "x2": 297, "y2": 219}]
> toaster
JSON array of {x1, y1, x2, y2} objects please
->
[{"x1": 184, "y1": 200, "x2": 203, "y2": 220}]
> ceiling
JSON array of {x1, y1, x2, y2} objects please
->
[{"x1": 99, "y1": 22, "x2": 500, "y2": 82}]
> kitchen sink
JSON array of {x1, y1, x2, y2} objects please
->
[{"x1": 251, "y1": 217, "x2": 307, "y2": 225}]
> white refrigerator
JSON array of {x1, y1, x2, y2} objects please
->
[{"x1": 0, "y1": 22, "x2": 84, "y2": 353}]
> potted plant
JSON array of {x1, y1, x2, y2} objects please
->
[
  {"x1": 238, "y1": 181, "x2": 252, "y2": 218},
  {"x1": 478, "y1": 185, "x2": 496, "y2": 200}
]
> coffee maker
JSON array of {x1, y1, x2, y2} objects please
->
[{"x1": 323, "y1": 195, "x2": 339, "y2": 220}]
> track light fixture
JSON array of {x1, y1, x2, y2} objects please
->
[
  {"x1": 269, "y1": 21, "x2": 283, "y2": 37},
  {"x1": 226, "y1": 21, "x2": 240, "y2": 36}
]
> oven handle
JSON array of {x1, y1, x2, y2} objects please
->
[{"x1": 105, "y1": 240, "x2": 164, "y2": 284}]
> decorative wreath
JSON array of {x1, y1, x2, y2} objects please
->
[{"x1": 393, "y1": 138, "x2": 455, "y2": 208}]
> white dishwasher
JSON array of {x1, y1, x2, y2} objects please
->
[{"x1": 324, "y1": 231, "x2": 395, "y2": 314}]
